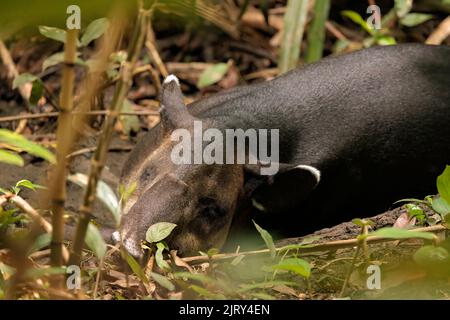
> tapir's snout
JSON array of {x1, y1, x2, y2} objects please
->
[{"x1": 118, "y1": 75, "x2": 244, "y2": 258}]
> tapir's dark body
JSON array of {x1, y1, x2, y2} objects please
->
[{"x1": 120, "y1": 44, "x2": 450, "y2": 257}]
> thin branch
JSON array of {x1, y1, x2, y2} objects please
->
[
  {"x1": 0, "y1": 110, "x2": 159, "y2": 123},
  {"x1": 181, "y1": 224, "x2": 447, "y2": 264}
]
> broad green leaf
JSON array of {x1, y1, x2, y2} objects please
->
[
  {"x1": 271, "y1": 258, "x2": 311, "y2": 278},
  {"x1": 253, "y1": 221, "x2": 276, "y2": 259},
  {"x1": 28, "y1": 233, "x2": 51, "y2": 254},
  {"x1": 29, "y1": 79, "x2": 44, "y2": 105},
  {"x1": 437, "y1": 165, "x2": 450, "y2": 205},
  {"x1": 188, "y1": 284, "x2": 224, "y2": 299},
  {"x1": 405, "y1": 203, "x2": 424, "y2": 219},
  {"x1": 369, "y1": 227, "x2": 436, "y2": 241},
  {"x1": 149, "y1": 272, "x2": 175, "y2": 291},
  {"x1": 341, "y1": 10, "x2": 373, "y2": 34},
  {"x1": 85, "y1": 223, "x2": 107, "y2": 259},
  {"x1": 42, "y1": 52, "x2": 85, "y2": 71},
  {"x1": 12, "y1": 73, "x2": 38, "y2": 89},
  {"x1": 376, "y1": 36, "x2": 396, "y2": 45},
  {"x1": 38, "y1": 26, "x2": 67, "y2": 43},
  {"x1": 414, "y1": 245, "x2": 449, "y2": 267},
  {"x1": 16, "y1": 179, "x2": 45, "y2": 191},
  {"x1": 197, "y1": 63, "x2": 229, "y2": 88},
  {"x1": 80, "y1": 18, "x2": 110, "y2": 47},
  {"x1": 155, "y1": 242, "x2": 170, "y2": 271},
  {"x1": 400, "y1": 13, "x2": 433, "y2": 27},
  {"x1": 0, "y1": 150, "x2": 24, "y2": 166},
  {"x1": 394, "y1": 0, "x2": 413, "y2": 18},
  {"x1": 0, "y1": 129, "x2": 55, "y2": 163},
  {"x1": 121, "y1": 249, "x2": 148, "y2": 283},
  {"x1": 146, "y1": 222, "x2": 177, "y2": 243},
  {"x1": 68, "y1": 173, "x2": 120, "y2": 225},
  {"x1": 431, "y1": 196, "x2": 450, "y2": 217}
]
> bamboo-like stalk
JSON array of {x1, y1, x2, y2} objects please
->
[
  {"x1": 69, "y1": 7, "x2": 150, "y2": 266},
  {"x1": 49, "y1": 28, "x2": 78, "y2": 274},
  {"x1": 305, "y1": 0, "x2": 330, "y2": 64},
  {"x1": 278, "y1": 0, "x2": 309, "y2": 73}
]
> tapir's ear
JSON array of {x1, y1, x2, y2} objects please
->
[
  {"x1": 244, "y1": 163, "x2": 321, "y2": 212},
  {"x1": 160, "y1": 74, "x2": 194, "y2": 131}
]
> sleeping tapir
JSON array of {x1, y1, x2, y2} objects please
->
[{"x1": 118, "y1": 44, "x2": 450, "y2": 258}]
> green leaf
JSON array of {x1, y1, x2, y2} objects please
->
[
  {"x1": 24, "y1": 267, "x2": 66, "y2": 279},
  {"x1": 431, "y1": 196, "x2": 450, "y2": 217},
  {"x1": 400, "y1": 13, "x2": 433, "y2": 27},
  {"x1": 253, "y1": 221, "x2": 276, "y2": 259},
  {"x1": 146, "y1": 222, "x2": 177, "y2": 243},
  {"x1": 29, "y1": 79, "x2": 44, "y2": 105},
  {"x1": 197, "y1": 63, "x2": 229, "y2": 88},
  {"x1": 272, "y1": 258, "x2": 311, "y2": 278},
  {"x1": 376, "y1": 36, "x2": 396, "y2": 45},
  {"x1": 85, "y1": 223, "x2": 107, "y2": 259},
  {"x1": 437, "y1": 165, "x2": 450, "y2": 205},
  {"x1": 42, "y1": 52, "x2": 85, "y2": 71},
  {"x1": 80, "y1": 18, "x2": 110, "y2": 47},
  {"x1": 0, "y1": 129, "x2": 56, "y2": 163},
  {"x1": 12, "y1": 73, "x2": 38, "y2": 89},
  {"x1": 0, "y1": 150, "x2": 24, "y2": 166},
  {"x1": 352, "y1": 218, "x2": 374, "y2": 227},
  {"x1": 28, "y1": 233, "x2": 51, "y2": 255},
  {"x1": 0, "y1": 262, "x2": 16, "y2": 278},
  {"x1": 149, "y1": 272, "x2": 175, "y2": 291},
  {"x1": 405, "y1": 203, "x2": 425, "y2": 219},
  {"x1": 414, "y1": 245, "x2": 449, "y2": 267},
  {"x1": 68, "y1": 173, "x2": 120, "y2": 225},
  {"x1": 188, "y1": 284, "x2": 224, "y2": 299},
  {"x1": 369, "y1": 227, "x2": 436, "y2": 241},
  {"x1": 119, "y1": 182, "x2": 137, "y2": 209},
  {"x1": 155, "y1": 242, "x2": 170, "y2": 271},
  {"x1": 341, "y1": 10, "x2": 373, "y2": 34},
  {"x1": 122, "y1": 249, "x2": 148, "y2": 283},
  {"x1": 38, "y1": 26, "x2": 67, "y2": 43},
  {"x1": 394, "y1": 0, "x2": 413, "y2": 18},
  {"x1": 394, "y1": 198, "x2": 429, "y2": 205},
  {"x1": 15, "y1": 179, "x2": 45, "y2": 191}
]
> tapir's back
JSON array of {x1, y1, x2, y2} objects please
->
[{"x1": 189, "y1": 44, "x2": 450, "y2": 235}]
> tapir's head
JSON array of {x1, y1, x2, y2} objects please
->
[
  {"x1": 118, "y1": 75, "x2": 321, "y2": 258},
  {"x1": 118, "y1": 75, "x2": 244, "y2": 258}
]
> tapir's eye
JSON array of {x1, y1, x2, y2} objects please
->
[{"x1": 197, "y1": 197, "x2": 226, "y2": 218}]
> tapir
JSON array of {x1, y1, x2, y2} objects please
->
[{"x1": 118, "y1": 44, "x2": 450, "y2": 258}]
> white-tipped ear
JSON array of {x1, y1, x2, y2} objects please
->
[
  {"x1": 295, "y1": 165, "x2": 321, "y2": 184},
  {"x1": 163, "y1": 74, "x2": 180, "y2": 86}
]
